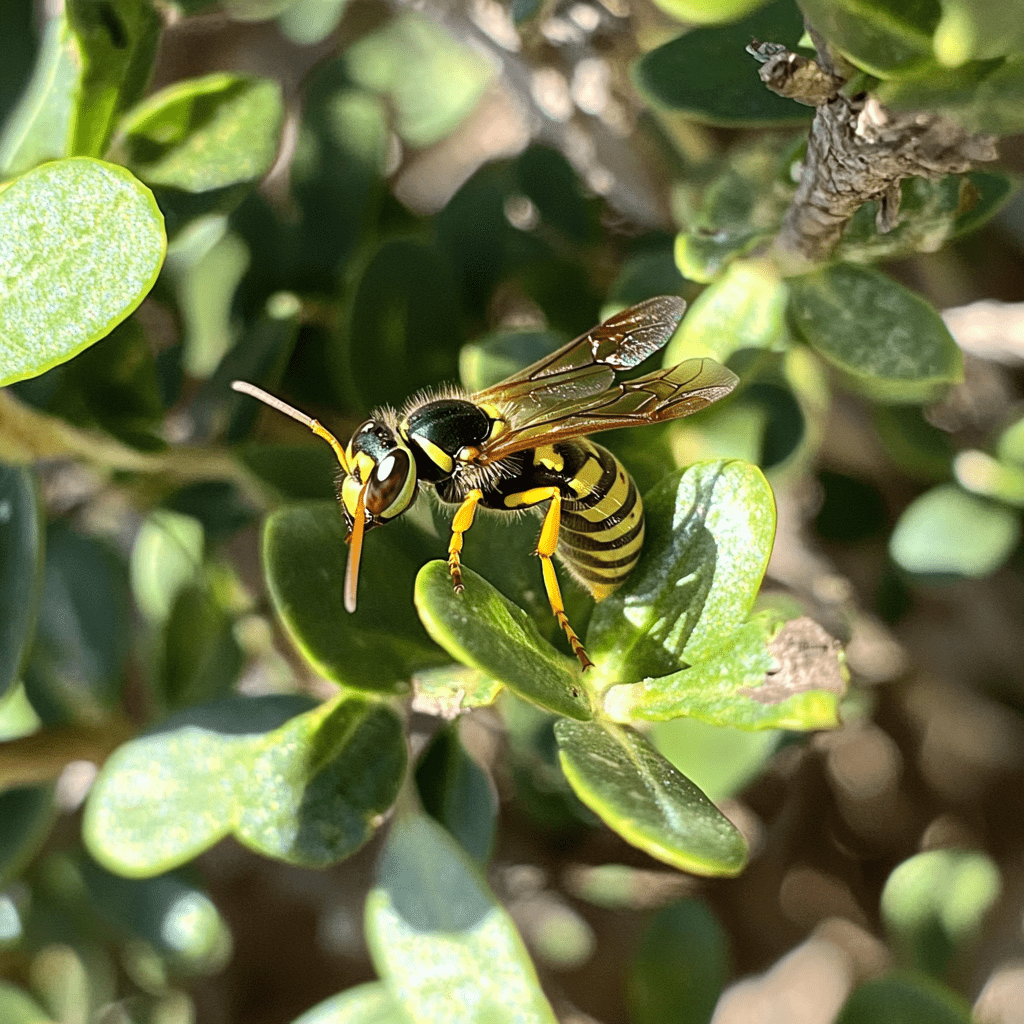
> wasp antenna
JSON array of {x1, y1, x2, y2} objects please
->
[
  {"x1": 231, "y1": 380, "x2": 350, "y2": 474},
  {"x1": 344, "y1": 483, "x2": 369, "y2": 613}
]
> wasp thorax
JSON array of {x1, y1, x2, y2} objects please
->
[{"x1": 401, "y1": 399, "x2": 501, "y2": 482}]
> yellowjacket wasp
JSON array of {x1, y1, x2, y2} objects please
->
[{"x1": 233, "y1": 296, "x2": 737, "y2": 669}]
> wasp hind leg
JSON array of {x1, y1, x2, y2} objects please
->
[
  {"x1": 534, "y1": 488, "x2": 594, "y2": 672},
  {"x1": 447, "y1": 489, "x2": 484, "y2": 591}
]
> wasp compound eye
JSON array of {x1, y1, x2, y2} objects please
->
[{"x1": 365, "y1": 449, "x2": 414, "y2": 518}]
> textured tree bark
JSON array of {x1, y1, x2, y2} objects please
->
[{"x1": 749, "y1": 39, "x2": 999, "y2": 271}]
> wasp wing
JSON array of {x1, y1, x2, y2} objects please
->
[
  {"x1": 472, "y1": 296, "x2": 685, "y2": 413},
  {"x1": 477, "y1": 358, "x2": 739, "y2": 464}
]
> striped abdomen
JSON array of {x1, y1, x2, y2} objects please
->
[{"x1": 547, "y1": 440, "x2": 644, "y2": 601}]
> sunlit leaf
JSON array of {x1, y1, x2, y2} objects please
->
[{"x1": 0, "y1": 158, "x2": 165, "y2": 387}]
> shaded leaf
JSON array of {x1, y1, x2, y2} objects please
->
[
  {"x1": 628, "y1": 899, "x2": 730, "y2": 1024},
  {"x1": 0, "y1": 158, "x2": 166, "y2": 387},
  {"x1": 366, "y1": 814, "x2": 558, "y2": 1024},
  {"x1": 788, "y1": 264, "x2": 963, "y2": 402},
  {"x1": 264, "y1": 503, "x2": 447, "y2": 692},
  {"x1": 555, "y1": 719, "x2": 747, "y2": 876},
  {"x1": 118, "y1": 73, "x2": 285, "y2": 192},
  {"x1": 835, "y1": 974, "x2": 973, "y2": 1024},
  {"x1": 633, "y1": 0, "x2": 812, "y2": 126},
  {"x1": 291, "y1": 983, "x2": 409, "y2": 1024},
  {"x1": 84, "y1": 693, "x2": 406, "y2": 875},
  {"x1": 0, "y1": 465, "x2": 43, "y2": 700}
]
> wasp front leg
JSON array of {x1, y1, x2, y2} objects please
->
[{"x1": 448, "y1": 489, "x2": 484, "y2": 592}]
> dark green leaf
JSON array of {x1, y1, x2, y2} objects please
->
[
  {"x1": 366, "y1": 814, "x2": 559, "y2": 1024},
  {"x1": 555, "y1": 719, "x2": 748, "y2": 875},
  {"x1": 787, "y1": 264, "x2": 963, "y2": 401},
  {"x1": 337, "y1": 237, "x2": 463, "y2": 412},
  {"x1": 0, "y1": 465, "x2": 43, "y2": 700},
  {"x1": 67, "y1": 0, "x2": 161, "y2": 157},
  {"x1": 795, "y1": 0, "x2": 941, "y2": 77},
  {"x1": 416, "y1": 725, "x2": 497, "y2": 863},
  {"x1": 0, "y1": 785, "x2": 56, "y2": 888},
  {"x1": 117, "y1": 74, "x2": 285, "y2": 192},
  {"x1": 628, "y1": 899, "x2": 730, "y2": 1024},
  {"x1": 84, "y1": 693, "x2": 406, "y2": 874},
  {"x1": 415, "y1": 562, "x2": 592, "y2": 721},
  {"x1": 633, "y1": 0, "x2": 812, "y2": 126},
  {"x1": 0, "y1": 0, "x2": 37, "y2": 129},
  {"x1": 931, "y1": 0, "x2": 1024, "y2": 65},
  {"x1": 264, "y1": 502, "x2": 447, "y2": 692},
  {"x1": 835, "y1": 974, "x2": 972, "y2": 1024},
  {"x1": 22, "y1": 523, "x2": 128, "y2": 725},
  {"x1": 879, "y1": 55, "x2": 1024, "y2": 133},
  {"x1": 0, "y1": 158, "x2": 166, "y2": 387},
  {"x1": 588, "y1": 461, "x2": 777, "y2": 684}
]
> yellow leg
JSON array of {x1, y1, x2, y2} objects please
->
[
  {"x1": 448, "y1": 489, "x2": 484, "y2": 591},
  {"x1": 535, "y1": 491, "x2": 594, "y2": 672}
]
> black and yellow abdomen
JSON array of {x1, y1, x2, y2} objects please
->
[{"x1": 475, "y1": 439, "x2": 644, "y2": 603}]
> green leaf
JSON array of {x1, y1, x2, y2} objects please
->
[
  {"x1": 651, "y1": 717, "x2": 776, "y2": 802},
  {"x1": 0, "y1": 17, "x2": 79, "y2": 176},
  {"x1": 627, "y1": 899, "x2": 730, "y2": 1024},
  {"x1": 836, "y1": 172, "x2": 1020, "y2": 264},
  {"x1": 416, "y1": 725, "x2": 497, "y2": 864},
  {"x1": 881, "y1": 849, "x2": 1000, "y2": 974},
  {"x1": 555, "y1": 719, "x2": 748, "y2": 876},
  {"x1": 264, "y1": 503, "x2": 447, "y2": 692},
  {"x1": 411, "y1": 665, "x2": 502, "y2": 716},
  {"x1": 932, "y1": 0, "x2": 1024, "y2": 65},
  {"x1": 889, "y1": 483, "x2": 1020, "y2": 576},
  {"x1": 588, "y1": 461, "x2": 777, "y2": 685},
  {"x1": 0, "y1": 785, "x2": 56, "y2": 888},
  {"x1": 78, "y1": 858, "x2": 231, "y2": 972},
  {"x1": 366, "y1": 814, "x2": 558, "y2": 1024},
  {"x1": 674, "y1": 228, "x2": 776, "y2": 285},
  {"x1": 22, "y1": 523, "x2": 129, "y2": 725},
  {"x1": 345, "y1": 13, "x2": 492, "y2": 147},
  {"x1": 0, "y1": 465, "x2": 43, "y2": 700},
  {"x1": 130, "y1": 509, "x2": 204, "y2": 624},
  {"x1": 787, "y1": 264, "x2": 963, "y2": 402},
  {"x1": 835, "y1": 974, "x2": 973, "y2": 1024},
  {"x1": 84, "y1": 693, "x2": 406, "y2": 875},
  {"x1": 650, "y1": 0, "x2": 767, "y2": 22},
  {"x1": 0, "y1": 983, "x2": 50, "y2": 1024},
  {"x1": 609, "y1": 614, "x2": 843, "y2": 730},
  {"x1": 0, "y1": 158, "x2": 166, "y2": 387},
  {"x1": 664, "y1": 260, "x2": 789, "y2": 362},
  {"x1": 879, "y1": 55, "x2": 1024, "y2": 134},
  {"x1": 66, "y1": 0, "x2": 161, "y2": 157},
  {"x1": 291, "y1": 983, "x2": 409, "y2": 1024},
  {"x1": 279, "y1": 0, "x2": 352, "y2": 46},
  {"x1": 337, "y1": 237, "x2": 463, "y2": 412},
  {"x1": 795, "y1": 0, "x2": 941, "y2": 77},
  {"x1": 633, "y1": 0, "x2": 812, "y2": 126},
  {"x1": 117, "y1": 73, "x2": 285, "y2": 192},
  {"x1": 415, "y1": 562, "x2": 592, "y2": 721},
  {"x1": 159, "y1": 582, "x2": 243, "y2": 712}
]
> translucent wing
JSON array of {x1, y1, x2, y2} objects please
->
[
  {"x1": 473, "y1": 296, "x2": 686, "y2": 413},
  {"x1": 477, "y1": 357, "x2": 739, "y2": 464}
]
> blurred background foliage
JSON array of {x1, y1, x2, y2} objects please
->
[{"x1": 1, "y1": 0, "x2": 1024, "y2": 1022}]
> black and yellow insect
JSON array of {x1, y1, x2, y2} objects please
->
[{"x1": 232, "y1": 296, "x2": 737, "y2": 669}]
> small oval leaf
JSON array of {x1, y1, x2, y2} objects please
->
[
  {"x1": 0, "y1": 158, "x2": 166, "y2": 386},
  {"x1": 555, "y1": 719, "x2": 748, "y2": 876},
  {"x1": 415, "y1": 561, "x2": 592, "y2": 721},
  {"x1": 788, "y1": 264, "x2": 963, "y2": 402}
]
